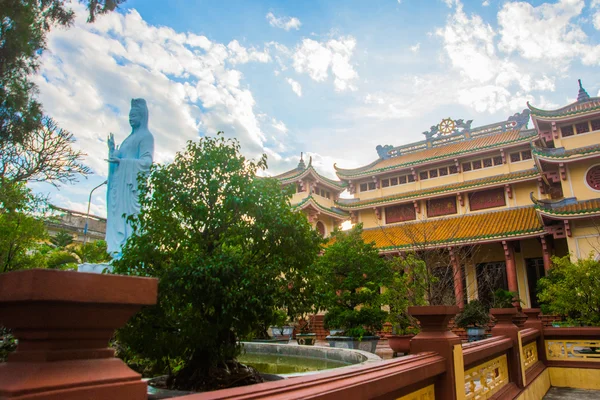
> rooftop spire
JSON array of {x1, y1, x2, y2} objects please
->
[
  {"x1": 577, "y1": 79, "x2": 590, "y2": 102},
  {"x1": 297, "y1": 152, "x2": 306, "y2": 170}
]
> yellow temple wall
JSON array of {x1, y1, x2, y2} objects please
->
[
  {"x1": 513, "y1": 181, "x2": 541, "y2": 207},
  {"x1": 567, "y1": 219, "x2": 600, "y2": 260},
  {"x1": 555, "y1": 126, "x2": 600, "y2": 151},
  {"x1": 290, "y1": 192, "x2": 307, "y2": 205},
  {"x1": 565, "y1": 161, "x2": 600, "y2": 201},
  {"x1": 358, "y1": 208, "x2": 380, "y2": 229}
]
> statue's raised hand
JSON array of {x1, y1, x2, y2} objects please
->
[{"x1": 107, "y1": 133, "x2": 116, "y2": 155}]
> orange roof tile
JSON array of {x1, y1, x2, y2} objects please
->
[
  {"x1": 361, "y1": 206, "x2": 543, "y2": 251},
  {"x1": 335, "y1": 130, "x2": 536, "y2": 178}
]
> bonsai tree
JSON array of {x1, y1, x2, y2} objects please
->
[
  {"x1": 454, "y1": 300, "x2": 490, "y2": 329},
  {"x1": 383, "y1": 254, "x2": 426, "y2": 335},
  {"x1": 492, "y1": 289, "x2": 521, "y2": 308},
  {"x1": 112, "y1": 134, "x2": 323, "y2": 391},
  {"x1": 538, "y1": 255, "x2": 600, "y2": 326},
  {"x1": 320, "y1": 224, "x2": 391, "y2": 338}
]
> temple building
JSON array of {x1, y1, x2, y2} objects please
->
[
  {"x1": 273, "y1": 154, "x2": 349, "y2": 237},
  {"x1": 276, "y1": 81, "x2": 600, "y2": 310}
]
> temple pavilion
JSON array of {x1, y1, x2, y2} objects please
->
[{"x1": 275, "y1": 81, "x2": 600, "y2": 309}]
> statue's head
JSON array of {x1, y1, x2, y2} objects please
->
[{"x1": 129, "y1": 98, "x2": 149, "y2": 129}]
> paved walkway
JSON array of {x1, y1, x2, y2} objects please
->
[{"x1": 543, "y1": 387, "x2": 600, "y2": 399}]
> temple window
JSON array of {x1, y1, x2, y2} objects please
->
[
  {"x1": 468, "y1": 187, "x2": 506, "y2": 211},
  {"x1": 586, "y1": 165, "x2": 600, "y2": 191},
  {"x1": 561, "y1": 125, "x2": 574, "y2": 137},
  {"x1": 472, "y1": 160, "x2": 482, "y2": 170},
  {"x1": 360, "y1": 183, "x2": 368, "y2": 192},
  {"x1": 449, "y1": 165, "x2": 459, "y2": 174},
  {"x1": 493, "y1": 156, "x2": 503, "y2": 165},
  {"x1": 297, "y1": 184, "x2": 303, "y2": 193},
  {"x1": 316, "y1": 221, "x2": 326, "y2": 237},
  {"x1": 510, "y1": 150, "x2": 533, "y2": 163},
  {"x1": 482, "y1": 158, "x2": 492, "y2": 168},
  {"x1": 419, "y1": 171, "x2": 429, "y2": 180},
  {"x1": 407, "y1": 174, "x2": 415, "y2": 182},
  {"x1": 426, "y1": 196, "x2": 457, "y2": 217},
  {"x1": 392, "y1": 177, "x2": 400, "y2": 185},
  {"x1": 381, "y1": 178, "x2": 390, "y2": 188},
  {"x1": 326, "y1": 192, "x2": 330, "y2": 199},
  {"x1": 591, "y1": 119, "x2": 600, "y2": 131},
  {"x1": 368, "y1": 182, "x2": 376, "y2": 190},
  {"x1": 462, "y1": 162, "x2": 472, "y2": 172},
  {"x1": 576, "y1": 122, "x2": 590, "y2": 134},
  {"x1": 429, "y1": 169, "x2": 438, "y2": 178},
  {"x1": 439, "y1": 166, "x2": 448, "y2": 176}
]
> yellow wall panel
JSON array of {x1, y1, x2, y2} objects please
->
[
  {"x1": 548, "y1": 367, "x2": 600, "y2": 390},
  {"x1": 515, "y1": 368, "x2": 551, "y2": 400}
]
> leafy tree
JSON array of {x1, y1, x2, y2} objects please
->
[
  {"x1": 0, "y1": 182, "x2": 47, "y2": 273},
  {"x1": 538, "y1": 255, "x2": 600, "y2": 326},
  {"x1": 1, "y1": 1, "x2": 124, "y2": 187},
  {"x1": 73, "y1": 240, "x2": 111, "y2": 263},
  {"x1": 382, "y1": 254, "x2": 426, "y2": 335},
  {"x1": 112, "y1": 134, "x2": 323, "y2": 390},
  {"x1": 50, "y1": 230, "x2": 74, "y2": 248},
  {"x1": 320, "y1": 224, "x2": 391, "y2": 338}
]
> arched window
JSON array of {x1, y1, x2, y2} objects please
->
[{"x1": 316, "y1": 221, "x2": 326, "y2": 237}]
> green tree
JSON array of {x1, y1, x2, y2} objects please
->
[
  {"x1": 50, "y1": 230, "x2": 74, "y2": 248},
  {"x1": 538, "y1": 255, "x2": 600, "y2": 326},
  {"x1": 320, "y1": 224, "x2": 391, "y2": 338},
  {"x1": 73, "y1": 240, "x2": 111, "y2": 263},
  {"x1": 0, "y1": 182, "x2": 47, "y2": 272},
  {"x1": 112, "y1": 134, "x2": 323, "y2": 390}
]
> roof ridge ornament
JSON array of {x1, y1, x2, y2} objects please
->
[
  {"x1": 577, "y1": 79, "x2": 590, "y2": 102},
  {"x1": 297, "y1": 152, "x2": 306, "y2": 170}
]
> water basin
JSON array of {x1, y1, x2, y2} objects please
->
[{"x1": 237, "y1": 353, "x2": 350, "y2": 374}]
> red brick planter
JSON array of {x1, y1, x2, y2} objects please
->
[{"x1": 0, "y1": 269, "x2": 157, "y2": 400}]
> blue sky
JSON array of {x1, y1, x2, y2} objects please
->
[{"x1": 32, "y1": 0, "x2": 600, "y2": 217}]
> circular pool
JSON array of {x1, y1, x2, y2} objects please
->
[{"x1": 239, "y1": 341, "x2": 381, "y2": 377}]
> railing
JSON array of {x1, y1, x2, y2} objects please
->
[{"x1": 1, "y1": 270, "x2": 599, "y2": 400}]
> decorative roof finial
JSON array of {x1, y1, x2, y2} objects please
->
[
  {"x1": 577, "y1": 79, "x2": 590, "y2": 102},
  {"x1": 297, "y1": 152, "x2": 306, "y2": 170}
]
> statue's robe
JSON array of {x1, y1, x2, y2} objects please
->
[{"x1": 106, "y1": 129, "x2": 154, "y2": 258}]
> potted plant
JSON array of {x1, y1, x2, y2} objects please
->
[
  {"x1": 269, "y1": 309, "x2": 294, "y2": 340},
  {"x1": 295, "y1": 315, "x2": 317, "y2": 346},
  {"x1": 319, "y1": 225, "x2": 391, "y2": 353},
  {"x1": 490, "y1": 289, "x2": 520, "y2": 328},
  {"x1": 383, "y1": 255, "x2": 426, "y2": 355},
  {"x1": 454, "y1": 300, "x2": 490, "y2": 342}
]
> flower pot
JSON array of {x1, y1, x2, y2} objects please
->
[
  {"x1": 269, "y1": 325, "x2": 294, "y2": 339},
  {"x1": 296, "y1": 333, "x2": 317, "y2": 346},
  {"x1": 465, "y1": 327, "x2": 486, "y2": 342},
  {"x1": 387, "y1": 334, "x2": 414, "y2": 355},
  {"x1": 325, "y1": 335, "x2": 380, "y2": 353},
  {"x1": 329, "y1": 329, "x2": 345, "y2": 336}
]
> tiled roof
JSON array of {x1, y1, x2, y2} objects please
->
[
  {"x1": 532, "y1": 144, "x2": 600, "y2": 160},
  {"x1": 336, "y1": 168, "x2": 539, "y2": 209},
  {"x1": 276, "y1": 166, "x2": 348, "y2": 189},
  {"x1": 361, "y1": 206, "x2": 543, "y2": 251},
  {"x1": 535, "y1": 198, "x2": 600, "y2": 218},
  {"x1": 528, "y1": 97, "x2": 600, "y2": 119},
  {"x1": 293, "y1": 195, "x2": 349, "y2": 219},
  {"x1": 335, "y1": 130, "x2": 537, "y2": 178}
]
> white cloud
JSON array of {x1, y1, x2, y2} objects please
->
[
  {"x1": 266, "y1": 12, "x2": 302, "y2": 31},
  {"x1": 482, "y1": 0, "x2": 490, "y2": 6},
  {"x1": 292, "y1": 36, "x2": 358, "y2": 91},
  {"x1": 593, "y1": 0, "x2": 600, "y2": 30},
  {"x1": 497, "y1": 0, "x2": 600, "y2": 67},
  {"x1": 410, "y1": 43, "x2": 420, "y2": 53},
  {"x1": 227, "y1": 40, "x2": 271, "y2": 64},
  {"x1": 34, "y1": 4, "x2": 289, "y2": 206},
  {"x1": 286, "y1": 78, "x2": 302, "y2": 96}
]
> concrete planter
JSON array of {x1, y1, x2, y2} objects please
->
[
  {"x1": 296, "y1": 333, "x2": 317, "y2": 346},
  {"x1": 465, "y1": 327, "x2": 486, "y2": 342},
  {"x1": 0, "y1": 269, "x2": 157, "y2": 400},
  {"x1": 387, "y1": 334, "x2": 414, "y2": 355},
  {"x1": 269, "y1": 325, "x2": 294, "y2": 339},
  {"x1": 325, "y1": 335, "x2": 380, "y2": 353}
]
